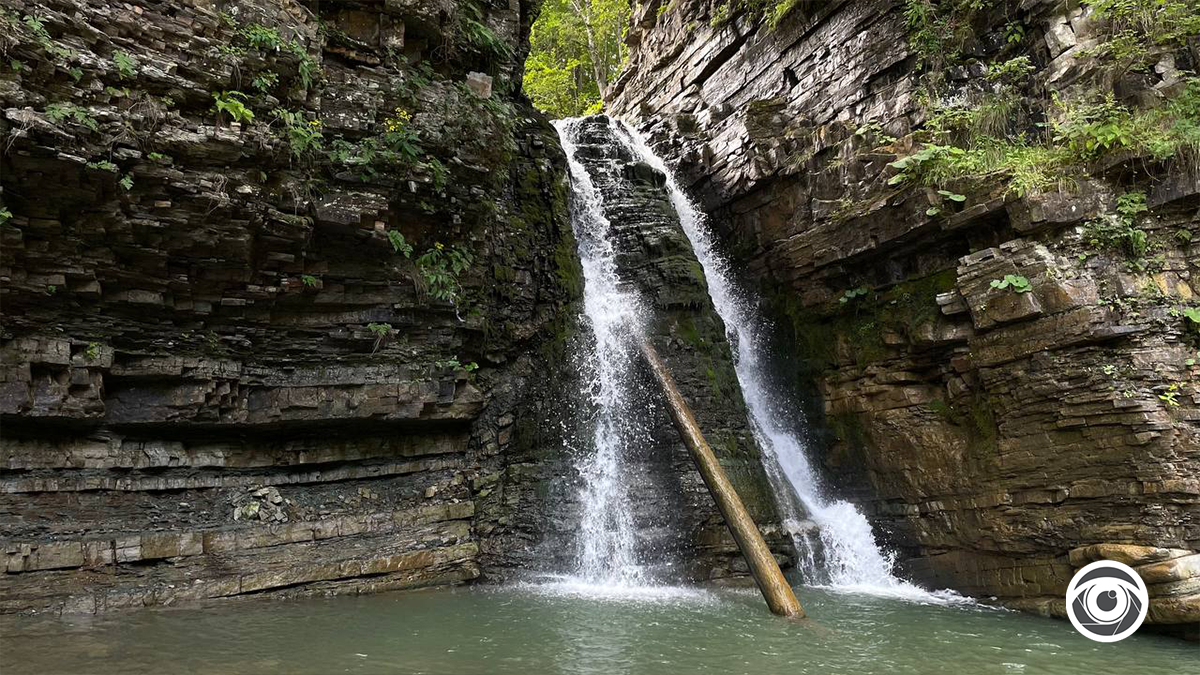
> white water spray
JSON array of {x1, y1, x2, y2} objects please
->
[
  {"x1": 553, "y1": 119, "x2": 651, "y2": 586},
  {"x1": 613, "y1": 120, "x2": 950, "y2": 599}
]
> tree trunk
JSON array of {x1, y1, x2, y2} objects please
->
[{"x1": 639, "y1": 340, "x2": 805, "y2": 618}]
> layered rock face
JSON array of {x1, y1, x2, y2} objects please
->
[
  {"x1": 611, "y1": 0, "x2": 1199, "y2": 635},
  {"x1": 561, "y1": 117, "x2": 793, "y2": 580},
  {"x1": 0, "y1": 0, "x2": 583, "y2": 613}
]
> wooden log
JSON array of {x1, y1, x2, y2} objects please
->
[{"x1": 639, "y1": 341, "x2": 805, "y2": 618}]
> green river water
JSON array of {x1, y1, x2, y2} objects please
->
[{"x1": 1, "y1": 583, "x2": 1195, "y2": 674}]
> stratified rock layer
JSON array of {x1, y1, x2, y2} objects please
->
[{"x1": 611, "y1": 0, "x2": 1199, "y2": 634}]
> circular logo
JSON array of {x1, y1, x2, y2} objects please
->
[{"x1": 1065, "y1": 560, "x2": 1149, "y2": 642}]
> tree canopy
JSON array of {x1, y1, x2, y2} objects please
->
[{"x1": 524, "y1": 0, "x2": 630, "y2": 118}]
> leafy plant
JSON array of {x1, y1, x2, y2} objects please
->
[
  {"x1": 271, "y1": 109, "x2": 323, "y2": 160},
  {"x1": 84, "y1": 342, "x2": 101, "y2": 361},
  {"x1": 22, "y1": 14, "x2": 73, "y2": 62},
  {"x1": 0, "y1": 207, "x2": 12, "y2": 224},
  {"x1": 1158, "y1": 383, "x2": 1181, "y2": 407},
  {"x1": 1082, "y1": 0, "x2": 1200, "y2": 67},
  {"x1": 367, "y1": 322, "x2": 393, "y2": 353},
  {"x1": 381, "y1": 107, "x2": 422, "y2": 161},
  {"x1": 387, "y1": 230, "x2": 413, "y2": 257},
  {"x1": 112, "y1": 50, "x2": 137, "y2": 79},
  {"x1": 213, "y1": 91, "x2": 254, "y2": 124},
  {"x1": 839, "y1": 286, "x2": 869, "y2": 304},
  {"x1": 1003, "y1": 20, "x2": 1025, "y2": 45},
  {"x1": 119, "y1": 174, "x2": 134, "y2": 191},
  {"x1": 416, "y1": 242, "x2": 473, "y2": 304},
  {"x1": 86, "y1": 159, "x2": 118, "y2": 172},
  {"x1": 240, "y1": 23, "x2": 319, "y2": 91},
  {"x1": 301, "y1": 274, "x2": 318, "y2": 287},
  {"x1": 251, "y1": 71, "x2": 279, "y2": 93},
  {"x1": 424, "y1": 157, "x2": 449, "y2": 191},
  {"x1": 433, "y1": 357, "x2": 479, "y2": 372},
  {"x1": 1084, "y1": 191, "x2": 1150, "y2": 261},
  {"x1": 1053, "y1": 94, "x2": 1137, "y2": 156},
  {"x1": 45, "y1": 103, "x2": 98, "y2": 132},
  {"x1": 242, "y1": 23, "x2": 285, "y2": 51},
  {"x1": 1182, "y1": 307, "x2": 1200, "y2": 325},
  {"x1": 990, "y1": 274, "x2": 1032, "y2": 293},
  {"x1": 927, "y1": 189, "x2": 966, "y2": 216}
]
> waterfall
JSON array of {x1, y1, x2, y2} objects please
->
[
  {"x1": 553, "y1": 118, "x2": 651, "y2": 587},
  {"x1": 612, "y1": 120, "x2": 941, "y2": 598}
]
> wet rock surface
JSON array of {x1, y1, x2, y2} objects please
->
[{"x1": 611, "y1": 0, "x2": 1199, "y2": 634}]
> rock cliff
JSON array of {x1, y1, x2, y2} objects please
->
[
  {"x1": 611, "y1": 0, "x2": 1199, "y2": 636},
  {"x1": 0, "y1": 0, "x2": 584, "y2": 614}
]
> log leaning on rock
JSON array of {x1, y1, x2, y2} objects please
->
[{"x1": 639, "y1": 340, "x2": 805, "y2": 618}]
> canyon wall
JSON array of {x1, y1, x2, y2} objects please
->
[
  {"x1": 0, "y1": 0, "x2": 583, "y2": 614},
  {"x1": 0, "y1": 0, "x2": 788, "y2": 615},
  {"x1": 611, "y1": 0, "x2": 1199, "y2": 635}
]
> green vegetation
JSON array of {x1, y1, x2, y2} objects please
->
[
  {"x1": 85, "y1": 159, "x2": 118, "y2": 172},
  {"x1": 416, "y1": 242, "x2": 473, "y2": 304},
  {"x1": 387, "y1": 230, "x2": 414, "y2": 257},
  {"x1": 367, "y1": 322, "x2": 392, "y2": 336},
  {"x1": 710, "y1": 1, "x2": 808, "y2": 30},
  {"x1": 839, "y1": 286, "x2": 869, "y2": 304},
  {"x1": 459, "y1": 4, "x2": 514, "y2": 62},
  {"x1": 989, "y1": 274, "x2": 1032, "y2": 293},
  {"x1": 367, "y1": 322, "x2": 393, "y2": 352},
  {"x1": 433, "y1": 357, "x2": 480, "y2": 373},
  {"x1": 84, "y1": 342, "x2": 101, "y2": 361},
  {"x1": 0, "y1": 207, "x2": 11, "y2": 225},
  {"x1": 45, "y1": 103, "x2": 98, "y2": 132},
  {"x1": 271, "y1": 109, "x2": 324, "y2": 161},
  {"x1": 213, "y1": 91, "x2": 254, "y2": 124},
  {"x1": 1158, "y1": 382, "x2": 1182, "y2": 406},
  {"x1": 1083, "y1": 191, "x2": 1150, "y2": 262},
  {"x1": 301, "y1": 274, "x2": 318, "y2": 287},
  {"x1": 239, "y1": 22, "x2": 317, "y2": 91},
  {"x1": 251, "y1": 71, "x2": 279, "y2": 93},
  {"x1": 525, "y1": 0, "x2": 629, "y2": 117},
  {"x1": 19, "y1": 13, "x2": 74, "y2": 63},
  {"x1": 886, "y1": 78, "x2": 1200, "y2": 197},
  {"x1": 112, "y1": 50, "x2": 136, "y2": 79},
  {"x1": 892, "y1": 1, "x2": 1200, "y2": 198},
  {"x1": 380, "y1": 107, "x2": 422, "y2": 160},
  {"x1": 1080, "y1": 0, "x2": 1200, "y2": 68}
]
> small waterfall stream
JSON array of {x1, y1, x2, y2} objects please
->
[
  {"x1": 554, "y1": 118, "x2": 652, "y2": 587},
  {"x1": 612, "y1": 121, "x2": 946, "y2": 599}
]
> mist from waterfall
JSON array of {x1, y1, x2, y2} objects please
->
[{"x1": 613, "y1": 120, "x2": 951, "y2": 600}]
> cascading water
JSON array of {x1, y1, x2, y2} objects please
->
[
  {"x1": 613, "y1": 120, "x2": 952, "y2": 600},
  {"x1": 553, "y1": 118, "x2": 651, "y2": 587}
]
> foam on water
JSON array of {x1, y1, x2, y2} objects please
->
[{"x1": 522, "y1": 575, "x2": 718, "y2": 605}]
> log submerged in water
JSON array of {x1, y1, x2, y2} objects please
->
[{"x1": 639, "y1": 341, "x2": 805, "y2": 618}]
